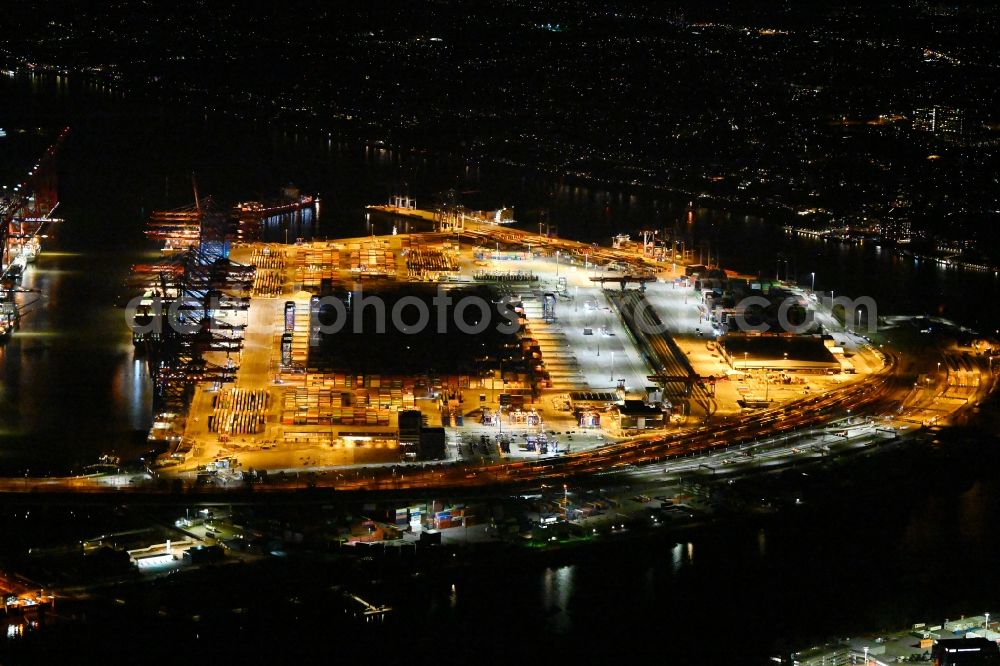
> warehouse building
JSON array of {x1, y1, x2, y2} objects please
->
[
  {"x1": 719, "y1": 335, "x2": 841, "y2": 373},
  {"x1": 616, "y1": 400, "x2": 667, "y2": 431}
]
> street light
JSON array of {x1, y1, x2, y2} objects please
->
[
  {"x1": 556, "y1": 250, "x2": 560, "y2": 277},
  {"x1": 610, "y1": 351, "x2": 615, "y2": 381},
  {"x1": 496, "y1": 358, "x2": 504, "y2": 434},
  {"x1": 810, "y1": 271, "x2": 815, "y2": 291}
]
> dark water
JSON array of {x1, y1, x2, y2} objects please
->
[
  {"x1": 2, "y1": 72, "x2": 1000, "y2": 662},
  {"x1": 421, "y1": 478, "x2": 1000, "y2": 663}
]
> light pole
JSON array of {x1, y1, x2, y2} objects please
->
[
  {"x1": 610, "y1": 351, "x2": 615, "y2": 381},
  {"x1": 556, "y1": 250, "x2": 560, "y2": 278},
  {"x1": 810, "y1": 271, "x2": 815, "y2": 292},
  {"x1": 498, "y1": 358, "x2": 503, "y2": 434}
]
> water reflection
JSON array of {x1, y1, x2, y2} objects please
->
[
  {"x1": 541, "y1": 565, "x2": 574, "y2": 634},
  {"x1": 671, "y1": 542, "x2": 684, "y2": 573},
  {"x1": 261, "y1": 205, "x2": 320, "y2": 243},
  {"x1": 0, "y1": 246, "x2": 150, "y2": 471}
]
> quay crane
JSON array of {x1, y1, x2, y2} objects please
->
[{"x1": 129, "y1": 176, "x2": 254, "y2": 411}]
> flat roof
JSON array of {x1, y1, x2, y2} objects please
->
[
  {"x1": 619, "y1": 400, "x2": 662, "y2": 415},
  {"x1": 721, "y1": 336, "x2": 837, "y2": 364}
]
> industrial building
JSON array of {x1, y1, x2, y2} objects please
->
[
  {"x1": 933, "y1": 637, "x2": 1000, "y2": 665},
  {"x1": 719, "y1": 335, "x2": 841, "y2": 373},
  {"x1": 398, "y1": 409, "x2": 423, "y2": 459},
  {"x1": 398, "y1": 410, "x2": 445, "y2": 460},
  {"x1": 616, "y1": 400, "x2": 666, "y2": 430}
]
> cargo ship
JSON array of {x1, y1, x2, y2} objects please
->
[
  {"x1": 0, "y1": 127, "x2": 69, "y2": 341},
  {"x1": 235, "y1": 194, "x2": 317, "y2": 218},
  {"x1": 234, "y1": 184, "x2": 318, "y2": 219},
  {"x1": 233, "y1": 186, "x2": 319, "y2": 243},
  {"x1": 0, "y1": 224, "x2": 52, "y2": 340}
]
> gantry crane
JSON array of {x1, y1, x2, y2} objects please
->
[{"x1": 130, "y1": 176, "x2": 253, "y2": 411}]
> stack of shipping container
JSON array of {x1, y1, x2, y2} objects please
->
[
  {"x1": 292, "y1": 244, "x2": 340, "y2": 290},
  {"x1": 249, "y1": 246, "x2": 287, "y2": 296},
  {"x1": 209, "y1": 388, "x2": 269, "y2": 435},
  {"x1": 347, "y1": 240, "x2": 396, "y2": 276},
  {"x1": 277, "y1": 372, "x2": 425, "y2": 426}
]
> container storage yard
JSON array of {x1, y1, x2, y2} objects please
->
[{"x1": 127, "y1": 201, "x2": 883, "y2": 478}]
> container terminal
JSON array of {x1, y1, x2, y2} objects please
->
[
  {"x1": 0, "y1": 126, "x2": 69, "y2": 337},
  {"x1": 1, "y1": 190, "x2": 998, "y2": 649},
  {"x1": 114, "y1": 193, "x2": 997, "y2": 492}
]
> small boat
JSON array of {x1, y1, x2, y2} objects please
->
[
  {"x1": 7, "y1": 255, "x2": 27, "y2": 281},
  {"x1": 0, "y1": 301, "x2": 19, "y2": 339},
  {"x1": 22, "y1": 238, "x2": 40, "y2": 263}
]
